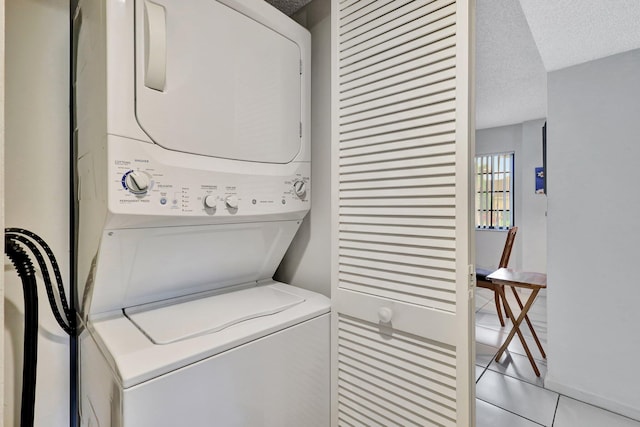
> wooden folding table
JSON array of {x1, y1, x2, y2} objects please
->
[{"x1": 487, "y1": 268, "x2": 547, "y2": 376}]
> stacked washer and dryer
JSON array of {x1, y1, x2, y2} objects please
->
[{"x1": 74, "y1": 0, "x2": 330, "y2": 425}]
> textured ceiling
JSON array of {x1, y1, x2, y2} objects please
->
[
  {"x1": 475, "y1": 0, "x2": 547, "y2": 129},
  {"x1": 476, "y1": 0, "x2": 640, "y2": 129},
  {"x1": 264, "y1": 0, "x2": 313, "y2": 16},
  {"x1": 519, "y1": 0, "x2": 640, "y2": 71}
]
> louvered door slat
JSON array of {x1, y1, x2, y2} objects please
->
[
  {"x1": 340, "y1": 68, "x2": 456, "y2": 113},
  {"x1": 339, "y1": 176, "x2": 455, "y2": 193},
  {"x1": 339, "y1": 215, "x2": 455, "y2": 228},
  {"x1": 340, "y1": 92, "x2": 456, "y2": 130},
  {"x1": 340, "y1": 46, "x2": 456, "y2": 96},
  {"x1": 339, "y1": 126, "x2": 455, "y2": 150},
  {"x1": 342, "y1": 63, "x2": 455, "y2": 112},
  {"x1": 340, "y1": 163, "x2": 455, "y2": 182},
  {"x1": 338, "y1": 387, "x2": 414, "y2": 426},
  {"x1": 337, "y1": 316, "x2": 458, "y2": 426},
  {"x1": 339, "y1": 242, "x2": 454, "y2": 261},
  {"x1": 340, "y1": 134, "x2": 454, "y2": 156},
  {"x1": 340, "y1": 81, "x2": 456, "y2": 123},
  {"x1": 341, "y1": 186, "x2": 455, "y2": 199},
  {"x1": 339, "y1": 369, "x2": 456, "y2": 426},
  {"x1": 333, "y1": 0, "x2": 473, "y2": 424},
  {"x1": 340, "y1": 98, "x2": 456, "y2": 135},
  {"x1": 340, "y1": 150, "x2": 455, "y2": 172},
  {"x1": 340, "y1": 0, "x2": 415, "y2": 36},
  {"x1": 340, "y1": 237, "x2": 455, "y2": 256},
  {"x1": 338, "y1": 401, "x2": 388, "y2": 427},
  {"x1": 340, "y1": 256, "x2": 456, "y2": 282},
  {"x1": 340, "y1": 207, "x2": 456, "y2": 219},
  {"x1": 340, "y1": 4, "x2": 456, "y2": 66},
  {"x1": 339, "y1": 0, "x2": 380, "y2": 22},
  {"x1": 340, "y1": 36, "x2": 456, "y2": 88},
  {"x1": 339, "y1": 0, "x2": 361, "y2": 12},
  {"x1": 337, "y1": 320, "x2": 457, "y2": 399},
  {"x1": 340, "y1": 229, "x2": 454, "y2": 246},
  {"x1": 340, "y1": 24, "x2": 455, "y2": 78},
  {"x1": 339, "y1": 264, "x2": 455, "y2": 292},
  {"x1": 339, "y1": 239, "x2": 453, "y2": 260},
  {"x1": 340, "y1": 0, "x2": 447, "y2": 53},
  {"x1": 340, "y1": 222, "x2": 455, "y2": 238},
  {"x1": 340, "y1": 247, "x2": 455, "y2": 270},
  {"x1": 340, "y1": 197, "x2": 455, "y2": 208},
  {"x1": 338, "y1": 349, "x2": 456, "y2": 401},
  {"x1": 340, "y1": 3, "x2": 456, "y2": 65},
  {"x1": 340, "y1": 0, "x2": 451, "y2": 47},
  {"x1": 340, "y1": 20, "x2": 456, "y2": 77},
  {"x1": 338, "y1": 375, "x2": 449, "y2": 427},
  {"x1": 340, "y1": 110, "x2": 455, "y2": 143},
  {"x1": 338, "y1": 275, "x2": 455, "y2": 310}
]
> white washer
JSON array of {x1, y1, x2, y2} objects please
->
[
  {"x1": 73, "y1": 1, "x2": 328, "y2": 425},
  {"x1": 80, "y1": 282, "x2": 330, "y2": 426}
]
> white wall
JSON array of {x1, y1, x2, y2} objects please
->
[
  {"x1": 275, "y1": 0, "x2": 331, "y2": 297},
  {"x1": 475, "y1": 119, "x2": 547, "y2": 273},
  {"x1": 520, "y1": 120, "x2": 547, "y2": 273},
  {"x1": 546, "y1": 48, "x2": 640, "y2": 420},
  {"x1": 4, "y1": 0, "x2": 70, "y2": 426}
]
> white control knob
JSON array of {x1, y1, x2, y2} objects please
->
[
  {"x1": 293, "y1": 180, "x2": 306, "y2": 198},
  {"x1": 378, "y1": 307, "x2": 393, "y2": 323},
  {"x1": 225, "y1": 195, "x2": 239, "y2": 209},
  {"x1": 203, "y1": 195, "x2": 216, "y2": 209},
  {"x1": 125, "y1": 171, "x2": 150, "y2": 195}
]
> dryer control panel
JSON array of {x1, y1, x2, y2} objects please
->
[{"x1": 107, "y1": 137, "x2": 310, "y2": 223}]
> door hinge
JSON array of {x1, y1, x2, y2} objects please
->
[
  {"x1": 300, "y1": 122, "x2": 302, "y2": 138},
  {"x1": 468, "y1": 264, "x2": 476, "y2": 290},
  {"x1": 300, "y1": 60, "x2": 303, "y2": 75}
]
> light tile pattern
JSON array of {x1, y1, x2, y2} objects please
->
[
  {"x1": 474, "y1": 287, "x2": 640, "y2": 427},
  {"x1": 477, "y1": 369, "x2": 559, "y2": 426},
  {"x1": 476, "y1": 399, "x2": 543, "y2": 427}
]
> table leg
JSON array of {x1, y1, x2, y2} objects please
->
[
  {"x1": 510, "y1": 286, "x2": 546, "y2": 359},
  {"x1": 495, "y1": 286, "x2": 542, "y2": 377}
]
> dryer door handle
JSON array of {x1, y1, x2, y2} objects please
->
[{"x1": 144, "y1": 1, "x2": 167, "y2": 91}]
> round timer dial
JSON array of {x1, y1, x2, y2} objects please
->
[
  {"x1": 124, "y1": 171, "x2": 150, "y2": 195},
  {"x1": 293, "y1": 180, "x2": 306, "y2": 198},
  {"x1": 203, "y1": 195, "x2": 216, "y2": 209}
]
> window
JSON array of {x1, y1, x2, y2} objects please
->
[{"x1": 475, "y1": 152, "x2": 514, "y2": 229}]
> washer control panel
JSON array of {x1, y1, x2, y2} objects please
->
[{"x1": 110, "y1": 150, "x2": 309, "y2": 219}]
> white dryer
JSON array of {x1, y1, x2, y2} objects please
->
[{"x1": 73, "y1": 0, "x2": 329, "y2": 426}]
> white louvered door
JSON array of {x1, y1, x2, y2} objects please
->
[{"x1": 331, "y1": 0, "x2": 475, "y2": 426}]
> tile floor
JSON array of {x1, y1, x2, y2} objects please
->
[{"x1": 474, "y1": 287, "x2": 640, "y2": 427}]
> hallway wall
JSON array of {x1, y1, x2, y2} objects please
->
[
  {"x1": 4, "y1": 0, "x2": 70, "y2": 426},
  {"x1": 546, "y1": 48, "x2": 640, "y2": 420}
]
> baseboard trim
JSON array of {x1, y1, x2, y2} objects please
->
[{"x1": 545, "y1": 376, "x2": 640, "y2": 422}]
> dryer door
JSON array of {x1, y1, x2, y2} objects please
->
[{"x1": 134, "y1": 0, "x2": 302, "y2": 163}]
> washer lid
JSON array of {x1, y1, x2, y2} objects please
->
[{"x1": 125, "y1": 285, "x2": 305, "y2": 344}]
